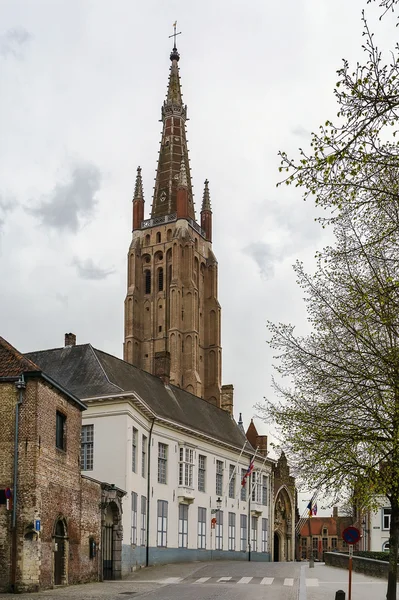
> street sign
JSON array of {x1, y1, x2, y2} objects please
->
[
  {"x1": 35, "y1": 520, "x2": 41, "y2": 532},
  {"x1": 342, "y1": 526, "x2": 361, "y2": 545}
]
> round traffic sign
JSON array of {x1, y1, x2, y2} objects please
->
[{"x1": 342, "y1": 526, "x2": 361, "y2": 545}]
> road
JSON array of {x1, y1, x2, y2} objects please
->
[{"x1": 0, "y1": 561, "x2": 389, "y2": 600}]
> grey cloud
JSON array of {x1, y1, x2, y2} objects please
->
[
  {"x1": 291, "y1": 125, "x2": 309, "y2": 138},
  {"x1": 0, "y1": 28, "x2": 32, "y2": 59},
  {"x1": 55, "y1": 293, "x2": 69, "y2": 307},
  {"x1": 72, "y1": 257, "x2": 115, "y2": 281},
  {"x1": 29, "y1": 164, "x2": 101, "y2": 232},
  {"x1": 0, "y1": 196, "x2": 17, "y2": 233},
  {"x1": 243, "y1": 242, "x2": 277, "y2": 279}
]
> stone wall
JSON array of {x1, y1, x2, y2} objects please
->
[{"x1": 325, "y1": 551, "x2": 399, "y2": 580}]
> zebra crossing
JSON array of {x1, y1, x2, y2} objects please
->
[{"x1": 160, "y1": 575, "x2": 319, "y2": 587}]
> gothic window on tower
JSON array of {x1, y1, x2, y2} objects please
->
[
  {"x1": 145, "y1": 234, "x2": 150, "y2": 246},
  {"x1": 156, "y1": 232, "x2": 161, "y2": 243},
  {"x1": 145, "y1": 270, "x2": 151, "y2": 294},
  {"x1": 158, "y1": 268, "x2": 164, "y2": 292}
]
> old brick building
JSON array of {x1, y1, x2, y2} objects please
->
[
  {"x1": 298, "y1": 509, "x2": 352, "y2": 561},
  {"x1": 0, "y1": 337, "x2": 124, "y2": 592}
]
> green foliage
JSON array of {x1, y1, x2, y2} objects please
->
[
  {"x1": 354, "y1": 550, "x2": 393, "y2": 562},
  {"x1": 265, "y1": 5, "x2": 399, "y2": 599}
]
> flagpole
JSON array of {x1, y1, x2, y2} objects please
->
[
  {"x1": 248, "y1": 453, "x2": 268, "y2": 500},
  {"x1": 245, "y1": 447, "x2": 259, "y2": 562},
  {"x1": 222, "y1": 439, "x2": 248, "y2": 498}
]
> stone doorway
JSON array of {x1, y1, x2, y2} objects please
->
[
  {"x1": 274, "y1": 532, "x2": 280, "y2": 562},
  {"x1": 101, "y1": 501, "x2": 122, "y2": 580},
  {"x1": 53, "y1": 518, "x2": 67, "y2": 586}
]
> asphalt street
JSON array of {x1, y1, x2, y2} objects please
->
[{"x1": 0, "y1": 561, "x2": 389, "y2": 600}]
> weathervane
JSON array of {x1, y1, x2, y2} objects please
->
[{"x1": 169, "y1": 20, "x2": 182, "y2": 49}]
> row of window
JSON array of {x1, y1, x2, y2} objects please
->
[
  {"x1": 301, "y1": 537, "x2": 338, "y2": 549},
  {"x1": 131, "y1": 495, "x2": 268, "y2": 552},
  {"x1": 160, "y1": 445, "x2": 267, "y2": 504},
  {"x1": 82, "y1": 430, "x2": 268, "y2": 506}
]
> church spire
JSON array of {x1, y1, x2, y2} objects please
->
[
  {"x1": 132, "y1": 166, "x2": 144, "y2": 230},
  {"x1": 151, "y1": 42, "x2": 195, "y2": 220},
  {"x1": 201, "y1": 179, "x2": 212, "y2": 242}
]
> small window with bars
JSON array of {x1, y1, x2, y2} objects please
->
[
  {"x1": 145, "y1": 270, "x2": 151, "y2": 294},
  {"x1": 228, "y1": 512, "x2": 236, "y2": 551},
  {"x1": 81, "y1": 424, "x2": 93, "y2": 470},
  {"x1": 216, "y1": 460, "x2": 223, "y2": 496},
  {"x1": 157, "y1": 500, "x2": 168, "y2": 547},
  {"x1": 140, "y1": 496, "x2": 147, "y2": 546},
  {"x1": 178, "y1": 504, "x2": 188, "y2": 548},
  {"x1": 228, "y1": 465, "x2": 236, "y2": 499},
  {"x1": 158, "y1": 443, "x2": 167, "y2": 484},
  {"x1": 132, "y1": 428, "x2": 138, "y2": 472},
  {"x1": 198, "y1": 455, "x2": 206, "y2": 492},
  {"x1": 198, "y1": 507, "x2": 206, "y2": 549},
  {"x1": 240, "y1": 468, "x2": 247, "y2": 501}
]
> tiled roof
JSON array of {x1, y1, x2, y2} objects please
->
[
  {"x1": 299, "y1": 516, "x2": 352, "y2": 537},
  {"x1": 0, "y1": 336, "x2": 41, "y2": 377},
  {"x1": 26, "y1": 344, "x2": 251, "y2": 451}
]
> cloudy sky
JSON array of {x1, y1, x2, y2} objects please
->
[{"x1": 1, "y1": 0, "x2": 396, "y2": 514}]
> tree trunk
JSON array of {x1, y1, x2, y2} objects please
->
[{"x1": 386, "y1": 497, "x2": 399, "y2": 600}]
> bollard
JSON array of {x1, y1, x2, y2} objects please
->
[{"x1": 335, "y1": 591, "x2": 345, "y2": 600}]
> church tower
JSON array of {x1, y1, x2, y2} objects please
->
[{"x1": 124, "y1": 41, "x2": 222, "y2": 406}]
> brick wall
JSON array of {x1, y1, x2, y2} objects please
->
[
  {"x1": 0, "y1": 383, "x2": 16, "y2": 591},
  {"x1": 0, "y1": 377, "x2": 103, "y2": 592}
]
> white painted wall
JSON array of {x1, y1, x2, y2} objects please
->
[
  {"x1": 81, "y1": 397, "x2": 272, "y2": 559},
  {"x1": 368, "y1": 497, "x2": 391, "y2": 552}
]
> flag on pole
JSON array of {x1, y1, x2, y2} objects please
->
[
  {"x1": 307, "y1": 498, "x2": 318, "y2": 517},
  {"x1": 241, "y1": 456, "x2": 255, "y2": 487}
]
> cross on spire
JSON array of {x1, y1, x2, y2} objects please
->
[{"x1": 169, "y1": 21, "x2": 181, "y2": 50}]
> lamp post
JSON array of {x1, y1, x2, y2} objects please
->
[{"x1": 211, "y1": 497, "x2": 222, "y2": 560}]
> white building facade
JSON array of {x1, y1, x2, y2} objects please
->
[
  {"x1": 80, "y1": 393, "x2": 273, "y2": 572},
  {"x1": 361, "y1": 498, "x2": 391, "y2": 552}
]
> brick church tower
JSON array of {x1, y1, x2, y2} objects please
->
[{"x1": 123, "y1": 41, "x2": 222, "y2": 406}]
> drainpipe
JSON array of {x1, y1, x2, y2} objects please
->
[
  {"x1": 10, "y1": 374, "x2": 26, "y2": 592},
  {"x1": 248, "y1": 477, "x2": 251, "y2": 562},
  {"x1": 145, "y1": 418, "x2": 155, "y2": 567}
]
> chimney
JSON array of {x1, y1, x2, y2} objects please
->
[
  {"x1": 65, "y1": 333, "x2": 76, "y2": 347},
  {"x1": 221, "y1": 384, "x2": 234, "y2": 415},
  {"x1": 154, "y1": 351, "x2": 171, "y2": 384},
  {"x1": 256, "y1": 434, "x2": 268, "y2": 456},
  {"x1": 333, "y1": 506, "x2": 338, "y2": 518}
]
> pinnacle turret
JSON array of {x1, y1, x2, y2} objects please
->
[
  {"x1": 132, "y1": 166, "x2": 144, "y2": 230},
  {"x1": 200, "y1": 179, "x2": 212, "y2": 241},
  {"x1": 201, "y1": 179, "x2": 211, "y2": 211},
  {"x1": 133, "y1": 166, "x2": 143, "y2": 199}
]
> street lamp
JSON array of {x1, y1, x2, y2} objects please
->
[{"x1": 216, "y1": 497, "x2": 222, "y2": 511}]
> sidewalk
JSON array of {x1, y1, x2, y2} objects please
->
[{"x1": 302, "y1": 562, "x2": 388, "y2": 600}]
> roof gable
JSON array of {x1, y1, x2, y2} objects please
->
[{"x1": 0, "y1": 336, "x2": 41, "y2": 377}]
